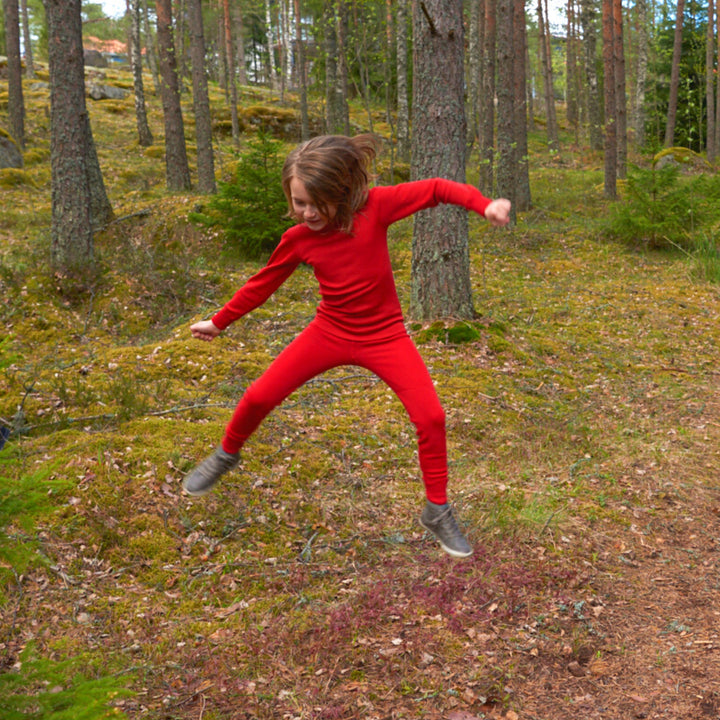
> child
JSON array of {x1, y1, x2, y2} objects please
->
[{"x1": 184, "y1": 134, "x2": 511, "y2": 558}]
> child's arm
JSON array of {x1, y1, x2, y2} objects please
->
[
  {"x1": 484, "y1": 198, "x2": 512, "y2": 227},
  {"x1": 190, "y1": 319, "x2": 222, "y2": 342}
]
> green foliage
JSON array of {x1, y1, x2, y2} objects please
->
[
  {"x1": 601, "y1": 163, "x2": 720, "y2": 250},
  {"x1": 644, "y1": 4, "x2": 710, "y2": 152},
  {"x1": 691, "y1": 233, "x2": 720, "y2": 284},
  {"x1": 190, "y1": 131, "x2": 292, "y2": 258},
  {"x1": 0, "y1": 643, "x2": 132, "y2": 720},
  {"x1": 0, "y1": 451, "x2": 69, "y2": 583}
]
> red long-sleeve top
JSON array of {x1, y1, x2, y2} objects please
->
[{"x1": 212, "y1": 178, "x2": 492, "y2": 342}]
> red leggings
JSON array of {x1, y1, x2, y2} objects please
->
[{"x1": 221, "y1": 321, "x2": 448, "y2": 504}]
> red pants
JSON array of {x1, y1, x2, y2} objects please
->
[{"x1": 221, "y1": 321, "x2": 448, "y2": 504}]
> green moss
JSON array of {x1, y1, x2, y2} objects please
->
[{"x1": 0, "y1": 168, "x2": 34, "y2": 187}]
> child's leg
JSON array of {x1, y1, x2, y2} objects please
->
[
  {"x1": 222, "y1": 322, "x2": 350, "y2": 453},
  {"x1": 355, "y1": 335, "x2": 448, "y2": 504}
]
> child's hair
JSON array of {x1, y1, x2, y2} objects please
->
[{"x1": 282, "y1": 134, "x2": 380, "y2": 233}]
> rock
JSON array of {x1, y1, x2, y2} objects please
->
[
  {"x1": 84, "y1": 49, "x2": 108, "y2": 68},
  {"x1": 0, "y1": 134, "x2": 23, "y2": 169},
  {"x1": 87, "y1": 82, "x2": 129, "y2": 101}
]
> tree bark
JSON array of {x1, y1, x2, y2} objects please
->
[
  {"x1": 478, "y1": 0, "x2": 495, "y2": 194},
  {"x1": 187, "y1": 0, "x2": 216, "y2": 193},
  {"x1": 265, "y1": 0, "x2": 278, "y2": 90},
  {"x1": 20, "y1": 0, "x2": 35, "y2": 78},
  {"x1": 538, "y1": 0, "x2": 560, "y2": 153},
  {"x1": 581, "y1": 0, "x2": 603, "y2": 150},
  {"x1": 294, "y1": 0, "x2": 310, "y2": 139},
  {"x1": 706, "y1": 0, "x2": 716, "y2": 161},
  {"x1": 141, "y1": 0, "x2": 160, "y2": 94},
  {"x1": 44, "y1": 0, "x2": 114, "y2": 274},
  {"x1": 466, "y1": 0, "x2": 481, "y2": 152},
  {"x1": 4, "y1": 0, "x2": 25, "y2": 150},
  {"x1": 324, "y1": 2, "x2": 340, "y2": 133},
  {"x1": 128, "y1": 0, "x2": 153, "y2": 147},
  {"x1": 664, "y1": 0, "x2": 685, "y2": 147},
  {"x1": 396, "y1": 0, "x2": 410, "y2": 161},
  {"x1": 512, "y1": 0, "x2": 531, "y2": 211},
  {"x1": 633, "y1": 0, "x2": 649, "y2": 147},
  {"x1": 156, "y1": 0, "x2": 192, "y2": 190},
  {"x1": 234, "y1": 3, "x2": 247, "y2": 86},
  {"x1": 410, "y1": 0, "x2": 474, "y2": 320},
  {"x1": 612, "y1": 0, "x2": 626, "y2": 178},
  {"x1": 602, "y1": 0, "x2": 617, "y2": 198},
  {"x1": 565, "y1": 0, "x2": 578, "y2": 129},
  {"x1": 222, "y1": 0, "x2": 240, "y2": 145}
]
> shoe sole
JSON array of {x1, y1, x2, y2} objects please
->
[
  {"x1": 182, "y1": 481, "x2": 216, "y2": 497},
  {"x1": 419, "y1": 518, "x2": 474, "y2": 558}
]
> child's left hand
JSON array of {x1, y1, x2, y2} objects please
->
[
  {"x1": 191, "y1": 319, "x2": 222, "y2": 341},
  {"x1": 485, "y1": 198, "x2": 512, "y2": 227}
]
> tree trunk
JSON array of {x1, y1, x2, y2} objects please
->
[
  {"x1": 20, "y1": 0, "x2": 35, "y2": 78},
  {"x1": 265, "y1": 0, "x2": 278, "y2": 90},
  {"x1": 410, "y1": 0, "x2": 474, "y2": 320},
  {"x1": 156, "y1": 0, "x2": 192, "y2": 190},
  {"x1": 294, "y1": 0, "x2": 310, "y2": 139},
  {"x1": 396, "y1": 0, "x2": 410, "y2": 161},
  {"x1": 44, "y1": 0, "x2": 113, "y2": 274},
  {"x1": 222, "y1": 0, "x2": 240, "y2": 145},
  {"x1": 174, "y1": 0, "x2": 186, "y2": 91},
  {"x1": 716, "y1": 3, "x2": 720, "y2": 153},
  {"x1": 613, "y1": 0, "x2": 626, "y2": 178},
  {"x1": 478, "y1": 0, "x2": 496, "y2": 194},
  {"x1": 512, "y1": 0, "x2": 531, "y2": 211},
  {"x1": 187, "y1": 0, "x2": 216, "y2": 193},
  {"x1": 565, "y1": 0, "x2": 578, "y2": 128},
  {"x1": 234, "y1": 3, "x2": 247, "y2": 86},
  {"x1": 581, "y1": 0, "x2": 602, "y2": 150},
  {"x1": 602, "y1": 0, "x2": 617, "y2": 198},
  {"x1": 466, "y1": 0, "x2": 481, "y2": 152},
  {"x1": 633, "y1": 0, "x2": 649, "y2": 147},
  {"x1": 538, "y1": 0, "x2": 560, "y2": 153},
  {"x1": 4, "y1": 0, "x2": 25, "y2": 150},
  {"x1": 336, "y1": 0, "x2": 350, "y2": 134},
  {"x1": 141, "y1": 0, "x2": 160, "y2": 94},
  {"x1": 324, "y1": 3, "x2": 340, "y2": 133},
  {"x1": 664, "y1": 0, "x2": 684, "y2": 146},
  {"x1": 706, "y1": 0, "x2": 716, "y2": 161},
  {"x1": 128, "y1": 0, "x2": 154, "y2": 147}
]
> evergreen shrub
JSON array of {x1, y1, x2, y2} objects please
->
[
  {"x1": 602, "y1": 163, "x2": 720, "y2": 251},
  {"x1": 190, "y1": 131, "x2": 292, "y2": 258}
]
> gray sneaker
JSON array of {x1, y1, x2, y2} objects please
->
[
  {"x1": 419, "y1": 501, "x2": 473, "y2": 558},
  {"x1": 183, "y1": 447, "x2": 240, "y2": 496}
]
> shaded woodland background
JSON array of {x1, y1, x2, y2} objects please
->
[{"x1": 2, "y1": 1, "x2": 720, "y2": 719}]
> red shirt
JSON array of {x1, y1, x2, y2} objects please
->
[{"x1": 212, "y1": 178, "x2": 492, "y2": 341}]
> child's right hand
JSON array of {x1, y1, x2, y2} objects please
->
[
  {"x1": 485, "y1": 198, "x2": 512, "y2": 227},
  {"x1": 190, "y1": 319, "x2": 222, "y2": 341}
]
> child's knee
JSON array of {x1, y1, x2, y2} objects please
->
[{"x1": 415, "y1": 403, "x2": 445, "y2": 435}]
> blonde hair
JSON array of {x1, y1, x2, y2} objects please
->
[{"x1": 282, "y1": 134, "x2": 380, "y2": 233}]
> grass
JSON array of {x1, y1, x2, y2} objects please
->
[{"x1": 3, "y1": 67, "x2": 720, "y2": 719}]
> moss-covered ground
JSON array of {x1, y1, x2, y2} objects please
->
[{"x1": 2, "y1": 66, "x2": 720, "y2": 720}]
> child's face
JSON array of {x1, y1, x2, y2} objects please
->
[{"x1": 290, "y1": 177, "x2": 336, "y2": 232}]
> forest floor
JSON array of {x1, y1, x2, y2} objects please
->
[{"x1": 2, "y1": 69, "x2": 720, "y2": 720}]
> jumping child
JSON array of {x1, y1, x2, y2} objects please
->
[{"x1": 184, "y1": 134, "x2": 511, "y2": 558}]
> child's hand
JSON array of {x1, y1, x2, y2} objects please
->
[
  {"x1": 485, "y1": 198, "x2": 512, "y2": 227},
  {"x1": 191, "y1": 319, "x2": 222, "y2": 341}
]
